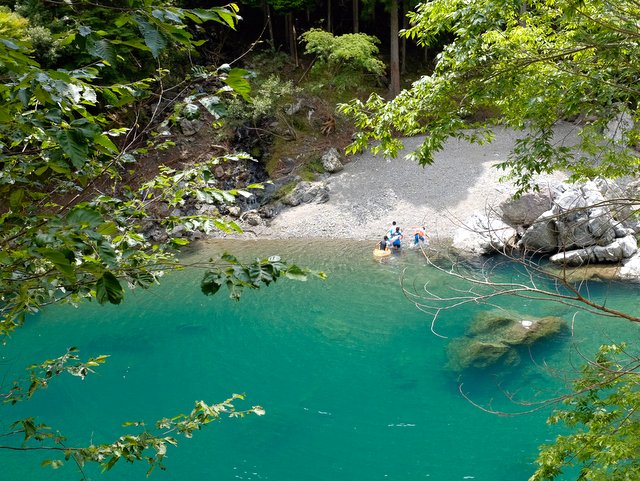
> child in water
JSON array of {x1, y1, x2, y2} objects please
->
[
  {"x1": 379, "y1": 235, "x2": 390, "y2": 251},
  {"x1": 413, "y1": 226, "x2": 427, "y2": 246},
  {"x1": 390, "y1": 227, "x2": 403, "y2": 249}
]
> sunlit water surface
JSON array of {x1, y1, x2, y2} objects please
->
[{"x1": 3, "y1": 240, "x2": 640, "y2": 481}]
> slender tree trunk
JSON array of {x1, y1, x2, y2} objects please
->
[
  {"x1": 263, "y1": 0, "x2": 275, "y2": 50},
  {"x1": 401, "y1": 0, "x2": 407, "y2": 74},
  {"x1": 285, "y1": 13, "x2": 298, "y2": 67},
  {"x1": 389, "y1": 0, "x2": 400, "y2": 98},
  {"x1": 292, "y1": 21, "x2": 299, "y2": 67},
  {"x1": 519, "y1": 1, "x2": 528, "y2": 26},
  {"x1": 353, "y1": 0, "x2": 359, "y2": 32},
  {"x1": 327, "y1": 0, "x2": 332, "y2": 32}
]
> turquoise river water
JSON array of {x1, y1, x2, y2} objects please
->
[{"x1": 2, "y1": 239, "x2": 640, "y2": 481}]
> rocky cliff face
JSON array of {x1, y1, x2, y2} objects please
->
[{"x1": 452, "y1": 178, "x2": 640, "y2": 281}]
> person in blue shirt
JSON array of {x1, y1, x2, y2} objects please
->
[
  {"x1": 390, "y1": 226, "x2": 403, "y2": 249},
  {"x1": 388, "y1": 221, "x2": 398, "y2": 238}
]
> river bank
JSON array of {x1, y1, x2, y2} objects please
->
[{"x1": 229, "y1": 124, "x2": 574, "y2": 242}]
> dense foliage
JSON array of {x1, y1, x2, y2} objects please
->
[
  {"x1": 340, "y1": 0, "x2": 640, "y2": 193},
  {"x1": 0, "y1": 1, "x2": 324, "y2": 473},
  {"x1": 531, "y1": 344, "x2": 640, "y2": 481}
]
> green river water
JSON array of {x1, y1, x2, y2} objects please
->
[{"x1": 2, "y1": 239, "x2": 640, "y2": 481}]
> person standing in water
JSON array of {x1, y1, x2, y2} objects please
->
[
  {"x1": 413, "y1": 226, "x2": 427, "y2": 246},
  {"x1": 390, "y1": 226, "x2": 403, "y2": 249},
  {"x1": 388, "y1": 221, "x2": 398, "y2": 238}
]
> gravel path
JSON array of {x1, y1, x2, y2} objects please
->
[{"x1": 243, "y1": 123, "x2": 576, "y2": 242}]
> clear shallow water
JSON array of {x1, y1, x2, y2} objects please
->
[{"x1": 2, "y1": 240, "x2": 640, "y2": 481}]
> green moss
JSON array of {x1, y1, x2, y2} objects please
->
[
  {"x1": 299, "y1": 158, "x2": 325, "y2": 181},
  {"x1": 272, "y1": 181, "x2": 297, "y2": 200}
]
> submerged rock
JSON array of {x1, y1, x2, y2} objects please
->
[
  {"x1": 446, "y1": 310, "x2": 565, "y2": 371},
  {"x1": 447, "y1": 338, "x2": 514, "y2": 371}
]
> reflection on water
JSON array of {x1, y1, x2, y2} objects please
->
[{"x1": 2, "y1": 239, "x2": 640, "y2": 481}]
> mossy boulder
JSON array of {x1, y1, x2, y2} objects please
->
[
  {"x1": 447, "y1": 339, "x2": 514, "y2": 371},
  {"x1": 446, "y1": 310, "x2": 565, "y2": 371}
]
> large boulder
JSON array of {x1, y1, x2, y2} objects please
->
[
  {"x1": 620, "y1": 253, "x2": 640, "y2": 282},
  {"x1": 452, "y1": 213, "x2": 517, "y2": 255},
  {"x1": 518, "y1": 181, "x2": 620, "y2": 254},
  {"x1": 282, "y1": 181, "x2": 330, "y2": 206},
  {"x1": 517, "y1": 210, "x2": 559, "y2": 253},
  {"x1": 321, "y1": 148, "x2": 344, "y2": 173},
  {"x1": 554, "y1": 182, "x2": 616, "y2": 249},
  {"x1": 605, "y1": 110, "x2": 634, "y2": 144},
  {"x1": 446, "y1": 310, "x2": 565, "y2": 371},
  {"x1": 500, "y1": 190, "x2": 555, "y2": 226}
]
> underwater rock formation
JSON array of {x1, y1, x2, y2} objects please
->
[{"x1": 446, "y1": 310, "x2": 565, "y2": 371}]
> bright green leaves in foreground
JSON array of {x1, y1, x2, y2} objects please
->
[
  {"x1": 0, "y1": 2, "x2": 270, "y2": 337},
  {"x1": 339, "y1": 0, "x2": 640, "y2": 193},
  {"x1": 0, "y1": 1, "x2": 320, "y2": 477},
  {"x1": 3, "y1": 352, "x2": 262, "y2": 475},
  {"x1": 531, "y1": 344, "x2": 640, "y2": 481},
  {"x1": 202, "y1": 253, "x2": 327, "y2": 301},
  {"x1": 2, "y1": 347, "x2": 109, "y2": 405}
]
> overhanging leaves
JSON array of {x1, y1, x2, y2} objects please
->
[
  {"x1": 201, "y1": 254, "x2": 326, "y2": 301},
  {"x1": 95, "y1": 272, "x2": 124, "y2": 305}
]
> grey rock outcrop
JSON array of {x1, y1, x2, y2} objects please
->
[
  {"x1": 553, "y1": 181, "x2": 616, "y2": 249},
  {"x1": 179, "y1": 118, "x2": 203, "y2": 136},
  {"x1": 500, "y1": 190, "x2": 555, "y2": 227},
  {"x1": 456, "y1": 177, "x2": 640, "y2": 280},
  {"x1": 518, "y1": 210, "x2": 558, "y2": 253},
  {"x1": 282, "y1": 181, "x2": 330, "y2": 206},
  {"x1": 549, "y1": 235, "x2": 638, "y2": 266},
  {"x1": 514, "y1": 180, "x2": 631, "y2": 256}
]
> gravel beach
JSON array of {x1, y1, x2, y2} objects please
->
[{"x1": 242, "y1": 123, "x2": 576, "y2": 242}]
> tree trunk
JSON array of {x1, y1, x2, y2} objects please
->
[
  {"x1": 327, "y1": 0, "x2": 332, "y2": 32},
  {"x1": 286, "y1": 13, "x2": 299, "y2": 67},
  {"x1": 389, "y1": 0, "x2": 400, "y2": 98},
  {"x1": 401, "y1": 0, "x2": 407, "y2": 74},
  {"x1": 353, "y1": 0, "x2": 359, "y2": 32},
  {"x1": 263, "y1": 0, "x2": 274, "y2": 50}
]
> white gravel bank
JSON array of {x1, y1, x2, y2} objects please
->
[{"x1": 242, "y1": 124, "x2": 576, "y2": 242}]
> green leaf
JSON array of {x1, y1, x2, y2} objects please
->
[
  {"x1": 284, "y1": 265, "x2": 309, "y2": 281},
  {"x1": 201, "y1": 270, "x2": 223, "y2": 296},
  {"x1": 9, "y1": 188, "x2": 25, "y2": 210},
  {"x1": 39, "y1": 249, "x2": 76, "y2": 279},
  {"x1": 67, "y1": 207, "x2": 103, "y2": 227},
  {"x1": 95, "y1": 272, "x2": 124, "y2": 305},
  {"x1": 93, "y1": 134, "x2": 119, "y2": 154},
  {"x1": 102, "y1": 456, "x2": 119, "y2": 472},
  {"x1": 110, "y1": 38, "x2": 151, "y2": 52},
  {"x1": 97, "y1": 222, "x2": 119, "y2": 236},
  {"x1": 135, "y1": 16, "x2": 167, "y2": 58},
  {"x1": 56, "y1": 130, "x2": 88, "y2": 169},
  {"x1": 223, "y1": 68, "x2": 251, "y2": 101},
  {"x1": 86, "y1": 36, "x2": 115, "y2": 64},
  {"x1": 171, "y1": 238, "x2": 190, "y2": 246},
  {"x1": 97, "y1": 240, "x2": 118, "y2": 267}
]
